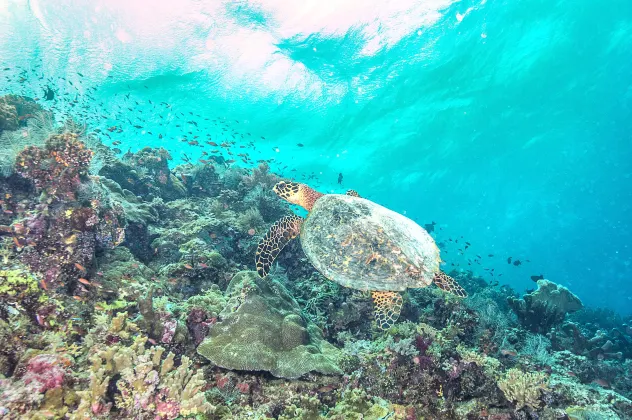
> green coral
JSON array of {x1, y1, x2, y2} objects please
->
[
  {"x1": 327, "y1": 389, "x2": 397, "y2": 420},
  {"x1": 183, "y1": 284, "x2": 227, "y2": 317},
  {"x1": 498, "y1": 368, "x2": 549, "y2": 410},
  {"x1": 456, "y1": 344, "x2": 501, "y2": 379},
  {"x1": 0, "y1": 269, "x2": 46, "y2": 303},
  {"x1": 197, "y1": 271, "x2": 342, "y2": 379}
]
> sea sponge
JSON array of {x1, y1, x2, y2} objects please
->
[{"x1": 197, "y1": 271, "x2": 342, "y2": 379}]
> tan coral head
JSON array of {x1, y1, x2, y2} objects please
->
[{"x1": 273, "y1": 181, "x2": 323, "y2": 211}]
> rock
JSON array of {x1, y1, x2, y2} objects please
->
[{"x1": 197, "y1": 271, "x2": 342, "y2": 379}]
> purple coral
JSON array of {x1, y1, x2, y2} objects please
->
[
  {"x1": 161, "y1": 318, "x2": 178, "y2": 344},
  {"x1": 187, "y1": 308, "x2": 214, "y2": 346}
]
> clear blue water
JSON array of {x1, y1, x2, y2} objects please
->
[{"x1": 1, "y1": 0, "x2": 631, "y2": 314}]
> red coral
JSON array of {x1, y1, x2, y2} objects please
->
[
  {"x1": 15, "y1": 133, "x2": 92, "y2": 200},
  {"x1": 22, "y1": 354, "x2": 68, "y2": 393}
]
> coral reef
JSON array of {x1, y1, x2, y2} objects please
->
[{"x1": 1, "y1": 113, "x2": 631, "y2": 420}]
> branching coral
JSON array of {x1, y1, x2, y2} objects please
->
[
  {"x1": 74, "y1": 334, "x2": 214, "y2": 419},
  {"x1": 498, "y1": 368, "x2": 549, "y2": 410}
]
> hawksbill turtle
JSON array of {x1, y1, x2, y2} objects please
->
[{"x1": 255, "y1": 181, "x2": 467, "y2": 329}]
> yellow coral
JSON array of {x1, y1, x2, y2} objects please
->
[{"x1": 498, "y1": 368, "x2": 549, "y2": 410}]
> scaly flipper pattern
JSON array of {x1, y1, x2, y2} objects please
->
[
  {"x1": 256, "y1": 215, "x2": 303, "y2": 278},
  {"x1": 433, "y1": 271, "x2": 468, "y2": 297},
  {"x1": 371, "y1": 291, "x2": 403, "y2": 330},
  {"x1": 346, "y1": 190, "x2": 360, "y2": 197}
]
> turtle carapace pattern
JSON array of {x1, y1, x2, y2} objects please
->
[{"x1": 256, "y1": 181, "x2": 467, "y2": 329}]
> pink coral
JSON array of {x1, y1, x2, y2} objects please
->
[
  {"x1": 22, "y1": 354, "x2": 68, "y2": 393},
  {"x1": 161, "y1": 319, "x2": 177, "y2": 344}
]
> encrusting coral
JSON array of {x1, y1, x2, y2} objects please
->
[{"x1": 197, "y1": 270, "x2": 343, "y2": 379}]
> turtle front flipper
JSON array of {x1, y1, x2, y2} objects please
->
[
  {"x1": 346, "y1": 190, "x2": 360, "y2": 197},
  {"x1": 433, "y1": 272, "x2": 468, "y2": 297},
  {"x1": 256, "y1": 215, "x2": 303, "y2": 278},
  {"x1": 371, "y1": 291, "x2": 403, "y2": 329}
]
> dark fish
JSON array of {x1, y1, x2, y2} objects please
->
[
  {"x1": 424, "y1": 221, "x2": 436, "y2": 233},
  {"x1": 507, "y1": 257, "x2": 512, "y2": 264},
  {"x1": 530, "y1": 274, "x2": 544, "y2": 282},
  {"x1": 43, "y1": 86, "x2": 55, "y2": 100},
  {"x1": 297, "y1": 143, "x2": 304, "y2": 147},
  {"x1": 488, "y1": 254, "x2": 494, "y2": 257},
  {"x1": 513, "y1": 260, "x2": 522, "y2": 266}
]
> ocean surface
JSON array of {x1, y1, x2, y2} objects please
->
[{"x1": 1, "y1": 1, "x2": 631, "y2": 311}]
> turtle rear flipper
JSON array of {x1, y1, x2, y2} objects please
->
[
  {"x1": 433, "y1": 272, "x2": 468, "y2": 297},
  {"x1": 372, "y1": 291, "x2": 403, "y2": 330},
  {"x1": 256, "y1": 215, "x2": 303, "y2": 278}
]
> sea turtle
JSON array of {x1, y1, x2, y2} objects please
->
[{"x1": 255, "y1": 181, "x2": 467, "y2": 329}]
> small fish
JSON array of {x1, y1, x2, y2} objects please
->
[
  {"x1": 530, "y1": 274, "x2": 544, "y2": 282},
  {"x1": 424, "y1": 221, "x2": 436, "y2": 233},
  {"x1": 74, "y1": 263, "x2": 86, "y2": 271},
  {"x1": 488, "y1": 254, "x2": 494, "y2": 257},
  {"x1": 507, "y1": 257, "x2": 512, "y2": 264},
  {"x1": 112, "y1": 140, "x2": 121, "y2": 145},
  {"x1": 78, "y1": 278, "x2": 91, "y2": 286},
  {"x1": 198, "y1": 263, "x2": 209, "y2": 268},
  {"x1": 63, "y1": 234, "x2": 77, "y2": 245},
  {"x1": 500, "y1": 349, "x2": 517, "y2": 357},
  {"x1": 40, "y1": 279, "x2": 48, "y2": 290},
  {"x1": 184, "y1": 264, "x2": 193, "y2": 269},
  {"x1": 72, "y1": 295, "x2": 85, "y2": 302},
  {"x1": 297, "y1": 143, "x2": 304, "y2": 147},
  {"x1": 513, "y1": 260, "x2": 522, "y2": 266},
  {"x1": 592, "y1": 379, "x2": 610, "y2": 388}
]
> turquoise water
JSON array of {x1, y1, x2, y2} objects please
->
[{"x1": 1, "y1": 0, "x2": 631, "y2": 314}]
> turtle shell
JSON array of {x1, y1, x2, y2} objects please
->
[{"x1": 300, "y1": 194, "x2": 440, "y2": 292}]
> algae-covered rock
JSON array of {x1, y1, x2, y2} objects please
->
[
  {"x1": 508, "y1": 279, "x2": 583, "y2": 333},
  {"x1": 197, "y1": 271, "x2": 342, "y2": 379}
]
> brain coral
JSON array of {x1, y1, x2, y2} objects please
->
[{"x1": 197, "y1": 271, "x2": 342, "y2": 379}]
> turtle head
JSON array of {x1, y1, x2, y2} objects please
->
[{"x1": 273, "y1": 181, "x2": 323, "y2": 211}]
